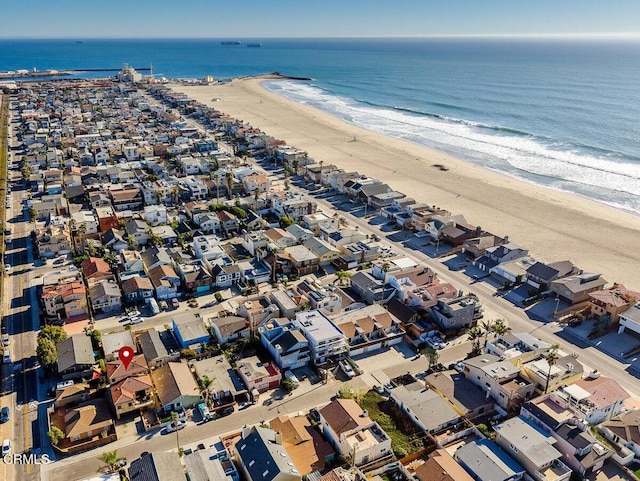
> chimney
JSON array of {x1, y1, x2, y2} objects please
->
[
  {"x1": 361, "y1": 409, "x2": 368, "y2": 418},
  {"x1": 503, "y1": 235, "x2": 509, "y2": 243},
  {"x1": 274, "y1": 431, "x2": 283, "y2": 445}
]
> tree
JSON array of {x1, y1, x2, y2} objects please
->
[
  {"x1": 21, "y1": 164, "x2": 33, "y2": 180},
  {"x1": 481, "y1": 320, "x2": 496, "y2": 348},
  {"x1": 544, "y1": 344, "x2": 560, "y2": 394},
  {"x1": 125, "y1": 234, "x2": 137, "y2": 250},
  {"x1": 225, "y1": 172, "x2": 234, "y2": 198},
  {"x1": 422, "y1": 347, "x2": 440, "y2": 371},
  {"x1": 77, "y1": 222, "x2": 88, "y2": 238},
  {"x1": 103, "y1": 252, "x2": 118, "y2": 270},
  {"x1": 279, "y1": 216, "x2": 294, "y2": 229},
  {"x1": 36, "y1": 338, "x2": 58, "y2": 370},
  {"x1": 39, "y1": 325, "x2": 68, "y2": 344},
  {"x1": 47, "y1": 426, "x2": 64, "y2": 446},
  {"x1": 98, "y1": 450, "x2": 125, "y2": 474},
  {"x1": 466, "y1": 326, "x2": 483, "y2": 356},
  {"x1": 148, "y1": 228, "x2": 162, "y2": 247},
  {"x1": 282, "y1": 378, "x2": 297, "y2": 394},
  {"x1": 493, "y1": 319, "x2": 511, "y2": 337},
  {"x1": 336, "y1": 270, "x2": 351, "y2": 286},
  {"x1": 29, "y1": 206, "x2": 38, "y2": 222},
  {"x1": 171, "y1": 411, "x2": 181, "y2": 455}
]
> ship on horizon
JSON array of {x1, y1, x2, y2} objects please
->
[
  {"x1": 247, "y1": 42, "x2": 262, "y2": 47},
  {"x1": 221, "y1": 41, "x2": 241, "y2": 46}
]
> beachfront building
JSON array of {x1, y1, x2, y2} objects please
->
[{"x1": 292, "y1": 310, "x2": 348, "y2": 365}]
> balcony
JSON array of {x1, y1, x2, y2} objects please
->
[{"x1": 538, "y1": 459, "x2": 572, "y2": 481}]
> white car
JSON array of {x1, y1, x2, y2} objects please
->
[
  {"x1": 426, "y1": 337, "x2": 445, "y2": 350},
  {"x1": 1, "y1": 439, "x2": 11, "y2": 456},
  {"x1": 415, "y1": 231, "x2": 428, "y2": 238},
  {"x1": 129, "y1": 317, "x2": 143, "y2": 325},
  {"x1": 1, "y1": 334, "x2": 9, "y2": 347},
  {"x1": 165, "y1": 419, "x2": 186, "y2": 433},
  {"x1": 128, "y1": 310, "x2": 141, "y2": 318},
  {"x1": 4, "y1": 264, "x2": 10, "y2": 273},
  {"x1": 339, "y1": 360, "x2": 355, "y2": 379}
]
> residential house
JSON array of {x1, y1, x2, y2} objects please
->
[
  {"x1": 303, "y1": 237, "x2": 340, "y2": 266},
  {"x1": 179, "y1": 262, "x2": 213, "y2": 293},
  {"x1": 264, "y1": 228, "x2": 297, "y2": 250},
  {"x1": 461, "y1": 354, "x2": 536, "y2": 411},
  {"x1": 493, "y1": 416, "x2": 572, "y2": 481},
  {"x1": 425, "y1": 370, "x2": 494, "y2": 420},
  {"x1": 193, "y1": 235, "x2": 225, "y2": 262},
  {"x1": 270, "y1": 414, "x2": 335, "y2": 475},
  {"x1": 95, "y1": 206, "x2": 120, "y2": 233},
  {"x1": 283, "y1": 245, "x2": 319, "y2": 276},
  {"x1": 88, "y1": 280, "x2": 122, "y2": 313},
  {"x1": 151, "y1": 362, "x2": 202, "y2": 411},
  {"x1": 192, "y1": 355, "x2": 246, "y2": 407},
  {"x1": 455, "y1": 439, "x2": 526, "y2": 481},
  {"x1": 462, "y1": 234, "x2": 508, "y2": 259},
  {"x1": 137, "y1": 329, "x2": 171, "y2": 368},
  {"x1": 430, "y1": 295, "x2": 483, "y2": 333},
  {"x1": 600, "y1": 410, "x2": 640, "y2": 465},
  {"x1": 128, "y1": 452, "x2": 186, "y2": 481},
  {"x1": 486, "y1": 332, "x2": 550, "y2": 364},
  {"x1": 520, "y1": 396, "x2": 613, "y2": 476},
  {"x1": 109, "y1": 375, "x2": 155, "y2": 419},
  {"x1": 172, "y1": 313, "x2": 210, "y2": 349},
  {"x1": 618, "y1": 302, "x2": 640, "y2": 337},
  {"x1": 236, "y1": 355, "x2": 281, "y2": 394},
  {"x1": 588, "y1": 284, "x2": 640, "y2": 324},
  {"x1": 110, "y1": 187, "x2": 143, "y2": 211},
  {"x1": 81, "y1": 257, "x2": 114, "y2": 285},
  {"x1": 56, "y1": 334, "x2": 95, "y2": 380},
  {"x1": 236, "y1": 295, "x2": 279, "y2": 328},
  {"x1": 549, "y1": 273, "x2": 607, "y2": 305},
  {"x1": 389, "y1": 381, "x2": 462, "y2": 435},
  {"x1": 296, "y1": 280, "x2": 343, "y2": 315},
  {"x1": 520, "y1": 354, "x2": 584, "y2": 395},
  {"x1": 102, "y1": 228, "x2": 128, "y2": 252},
  {"x1": 141, "y1": 246, "x2": 174, "y2": 272},
  {"x1": 62, "y1": 399, "x2": 116, "y2": 447},
  {"x1": 184, "y1": 448, "x2": 236, "y2": 481},
  {"x1": 318, "y1": 398, "x2": 392, "y2": 467},
  {"x1": 106, "y1": 354, "x2": 149, "y2": 384},
  {"x1": 270, "y1": 289, "x2": 300, "y2": 320},
  {"x1": 149, "y1": 264, "x2": 181, "y2": 300},
  {"x1": 473, "y1": 243, "x2": 529, "y2": 274},
  {"x1": 70, "y1": 210, "x2": 99, "y2": 235},
  {"x1": 209, "y1": 316, "x2": 249, "y2": 344},
  {"x1": 332, "y1": 304, "x2": 404, "y2": 355},
  {"x1": 525, "y1": 260, "x2": 580, "y2": 290},
  {"x1": 36, "y1": 222, "x2": 72, "y2": 258},
  {"x1": 552, "y1": 371, "x2": 629, "y2": 425},
  {"x1": 124, "y1": 219, "x2": 151, "y2": 247},
  {"x1": 414, "y1": 449, "x2": 474, "y2": 481},
  {"x1": 143, "y1": 205, "x2": 168, "y2": 226},
  {"x1": 42, "y1": 281, "x2": 88, "y2": 322},
  {"x1": 235, "y1": 426, "x2": 302, "y2": 481},
  {"x1": 271, "y1": 191, "x2": 317, "y2": 221},
  {"x1": 217, "y1": 210, "x2": 239, "y2": 235},
  {"x1": 102, "y1": 330, "x2": 136, "y2": 362},
  {"x1": 349, "y1": 271, "x2": 395, "y2": 305},
  {"x1": 293, "y1": 310, "x2": 348, "y2": 365},
  {"x1": 259, "y1": 320, "x2": 311, "y2": 371},
  {"x1": 119, "y1": 249, "x2": 146, "y2": 278},
  {"x1": 211, "y1": 264, "x2": 241, "y2": 288},
  {"x1": 122, "y1": 276, "x2": 155, "y2": 303},
  {"x1": 192, "y1": 212, "x2": 221, "y2": 234}
]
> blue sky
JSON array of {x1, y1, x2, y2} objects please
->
[{"x1": 3, "y1": 0, "x2": 640, "y2": 38}]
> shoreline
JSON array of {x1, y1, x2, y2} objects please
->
[{"x1": 168, "y1": 76, "x2": 640, "y2": 287}]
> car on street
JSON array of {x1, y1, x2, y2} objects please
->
[
  {"x1": 1, "y1": 334, "x2": 8, "y2": 347},
  {"x1": 568, "y1": 318, "x2": 583, "y2": 327},
  {"x1": 1, "y1": 439, "x2": 11, "y2": 456},
  {"x1": 425, "y1": 337, "x2": 445, "y2": 350},
  {"x1": 164, "y1": 419, "x2": 186, "y2": 433},
  {"x1": 2, "y1": 350, "x2": 11, "y2": 364},
  {"x1": 127, "y1": 310, "x2": 141, "y2": 318},
  {"x1": 129, "y1": 317, "x2": 144, "y2": 325},
  {"x1": 218, "y1": 406, "x2": 234, "y2": 417},
  {"x1": 0, "y1": 407, "x2": 9, "y2": 423},
  {"x1": 170, "y1": 298, "x2": 179, "y2": 309},
  {"x1": 4, "y1": 264, "x2": 10, "y2": 273}
]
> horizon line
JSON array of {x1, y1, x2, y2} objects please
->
[{"x1": 1, "y1": 32, "x2": 640, "y2": 40}]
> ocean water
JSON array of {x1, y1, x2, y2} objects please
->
[{"x1": 2, "y1": 38, "x2": 639, "y2": 213}]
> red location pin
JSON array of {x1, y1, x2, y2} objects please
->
[{"x1": 119, "y1": 346, "x2": 134, "y2": 370}]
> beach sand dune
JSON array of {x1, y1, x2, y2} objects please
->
[{"x1": 169, "y1": 78, "x2": 640, "y2": 287}]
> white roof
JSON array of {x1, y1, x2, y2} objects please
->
[
  {"x1": 563, "y1": 383, "x2": 591, "y2": 401},
  {"x1": 391, "y1": 257, "x2": 417, "y2": 269}
]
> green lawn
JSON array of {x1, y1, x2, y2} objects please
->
[{"x1": 358, "y1": 391, "x2": 429, "y2": 458}]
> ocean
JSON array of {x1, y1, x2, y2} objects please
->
[{"x1": 2, "y1": 38, "x2": 639, "y2": 213}]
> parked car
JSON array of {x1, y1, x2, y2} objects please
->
[
  {"x1": 4, "y1": 264, "x2": 10, "y2": 273},
  {"x1": 425, "y1": 337, "x2": 445, "y2": 350},
  {"x1": 127, "y1": 309, "x2": 141, "y2": 318},
  {"x1": 1, "y1": 334, "x2": 9, "y2": 347},
  {"x1": 308, "y1": 407, "x2": 320, "y2": 422},
  {"x1": 218, "y1": 406, "x2": 234, "y2": 417},
  {"x1": 568, "y1": 318, "x2": 583, "y2": 327},
  {"x1": 415, "y1": 231, "x2": 428, "y2": 238},
  {"x1": 1, "y1": 439, "x2": 11, "y2": 456},
  {"x1": 0, "y1": 407, "x2": 9, "y2": 423},
  {"x1": 339, "y1": 359, "x2": 355, "y2": 379},
  {"x1": 129, "y1": 317, "x2": 144, "y2": 325},
  {"x1": 164, "y1": 419, "x2": 186, "y2": 433},
  {"x1": 170, "y1": 298, "x2": 179, "y2": 309}
]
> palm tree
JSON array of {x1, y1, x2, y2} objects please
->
[
  {"x1": 170, "y1": 411, "x2": 181, "y2": 455},
  {"x1": 493, "y1": 319, "x2": 511, "y2": 338},
  {"x1": 379, "y1": 261, "x2": 390, "y2": 304},
  {"x1": 544, "y1": 344, "x2": 560, "y2": 394},
  {"x1": 336, "y1": 270, "x2": 351, "y2": 286},
  {"x1": 422, "y1": 347, "x2": 439, "y2": 371},
  {"x1": 481, "y1": 320, "x2": 496, "y2": 348},
  {"x1": 466, "y1": 326, "x2": 483, "y2": 356},
  {"x1": 97, "y1": 450, "x2": 125, "y2": 473}
]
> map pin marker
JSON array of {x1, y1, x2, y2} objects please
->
[{"x1": 119, "y1": 346, "x2": 134, "y2": 370}]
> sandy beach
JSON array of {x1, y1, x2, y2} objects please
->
[{"x1": 169, "y1": 78, "x2": 640, "y2": 288}]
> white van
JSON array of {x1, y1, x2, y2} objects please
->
[
  {"x1": 2, "y1": 350, "x2": 10, "y2": 364},
  {"x1": 56, "y1": 380, "x2": 74, "y2": 390}
]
